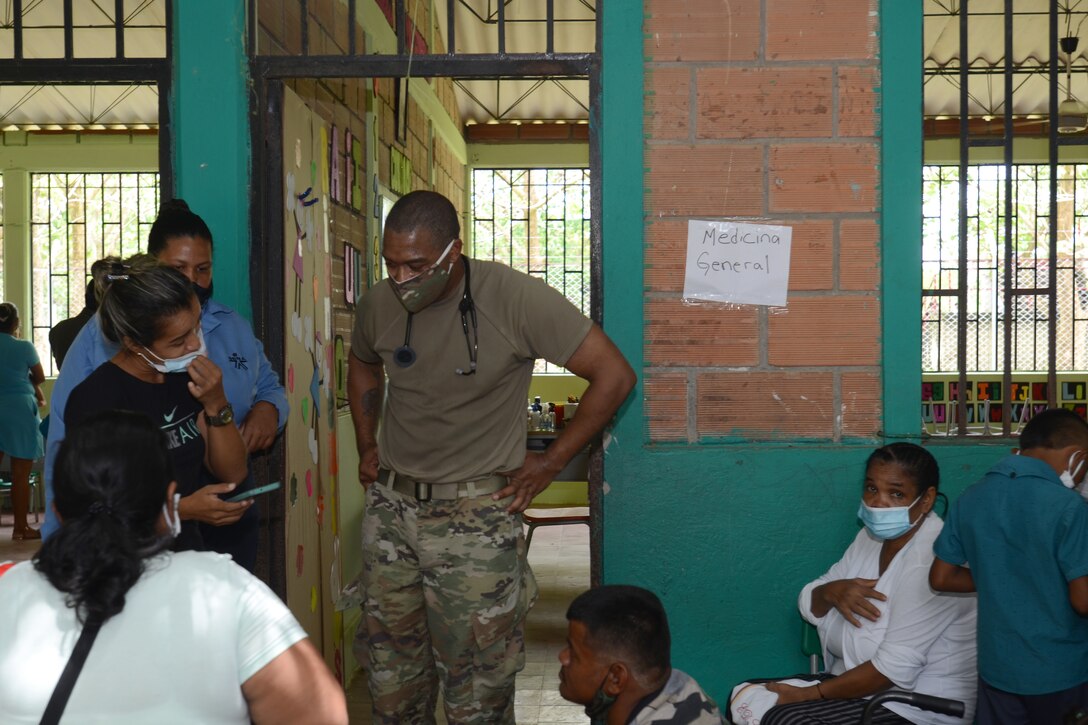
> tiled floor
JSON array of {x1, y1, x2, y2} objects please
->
[
  {"x1": 0, "y1": 509, "x2": 591, "y2": 724},
  {"x1": 346, "y1": 512, "x2": 592, "y2": 724}
]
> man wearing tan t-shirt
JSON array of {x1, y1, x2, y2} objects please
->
[{"x1": 347, "y1": 190, "x2": 635, "y2": 725}]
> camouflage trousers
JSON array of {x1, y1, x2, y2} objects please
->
[{"x1": 356, "y1": 481, "x2": 538, "y2": 725}]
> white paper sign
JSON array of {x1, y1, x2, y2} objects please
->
[{"x1": 682, "y1": 220, "x2": 792, "y2": 307}]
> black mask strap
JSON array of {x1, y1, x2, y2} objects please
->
[{"x1": 584, "y1": 672, "x2": 617, "y2": 725}]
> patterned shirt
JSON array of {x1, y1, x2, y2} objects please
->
[{"x1": 628, "y1": 669, "x2": 725, "y2": 725}]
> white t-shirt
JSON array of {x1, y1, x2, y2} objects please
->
[
  {"x1": 0, "y1": 552, "x2": 307, "y2": 724},
  {"x1": 799, "y1": 514, "x2": 978, "y2": 725}
]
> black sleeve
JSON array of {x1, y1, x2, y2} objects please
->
[{"x1": 64, "y1": 369, "x2": 116, "y2": 429}]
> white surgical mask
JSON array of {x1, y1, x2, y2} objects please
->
[
  {"x1": 1060, "y1": 451, "x2": 1085, "y2": 489},
  {"x1": 137, "y1": 327, "x2": 206, "y2": 374},
  {"x1": 162, "y1": 492, "x2": 182, "y2": 538}
]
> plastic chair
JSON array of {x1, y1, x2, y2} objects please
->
[
  {"x1": 523, "y1": 433, "x2": 591, "y2": 549},
  {"x1": 523, "y1": 480, "x2": 589, "y2": 549}
]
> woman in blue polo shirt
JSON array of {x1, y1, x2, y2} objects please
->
[{"x1": 44, "y1": 201, "x2": 288, "y2": 570}]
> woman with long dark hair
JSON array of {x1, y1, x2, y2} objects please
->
[{"x1": 0, "y1": 410, "x2": 346, "y2": 724}]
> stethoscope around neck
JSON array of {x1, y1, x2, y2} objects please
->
[{"x1": 393, "y1": 256, "x2": 478, "y2": 375}]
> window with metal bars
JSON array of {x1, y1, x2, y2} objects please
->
[
  {"x1": 471, "y1": 167, "x2": 590, "y2": 373},
  {"x1": 30, "y1": 171, "x2": 159, "y2": 376},
  {"x1": 923, "y1": 162, "x2": 1088, "y2": 377}
]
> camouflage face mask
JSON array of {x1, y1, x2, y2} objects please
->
[{"x1": 390, "y1": 239, "x2": 455, "y2": 313}]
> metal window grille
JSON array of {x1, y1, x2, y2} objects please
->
[
  {"x1": 471, "y1": 167, "x2": 590, "y2": 372},
  {"x1": 30, "y1": 171, "x2": 159, "y2": 376},
  {"x1": 922, "y1": 162, "x2": 1088, "y2": 375},
  {"x1": 919, "y1": 1, "x2": 1088, "y2": 435}
]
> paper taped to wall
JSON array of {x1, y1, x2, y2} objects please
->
[{"x1": 682, "y1": 220, "x2": 792, "y2": 307}]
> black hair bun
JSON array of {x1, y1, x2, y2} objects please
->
[{"x1": 158, "y1": 199, "x2": 192, "y2": 214}]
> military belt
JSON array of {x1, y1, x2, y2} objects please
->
[{"x1": 376, "y1": 468, "x2": 507, "y2": 502}]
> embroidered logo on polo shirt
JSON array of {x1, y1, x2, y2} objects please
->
[{"x1": 229, "y1": 353, "x2": 248, "y2": 370}]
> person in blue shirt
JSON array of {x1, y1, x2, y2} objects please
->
[
  {"x1": 930, "y1": 407, "x2": 1088, "y2": 725},
  {"x1": 43, "y1": 200, "x2": 288, "y2": 571}
]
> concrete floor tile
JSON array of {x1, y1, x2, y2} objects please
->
[{"x1": 537, "y1": 704, "x2": 589, "y2": 722}]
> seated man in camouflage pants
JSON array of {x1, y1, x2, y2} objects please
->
[
  {"x1": 347, "y1": 190, "x2": 635, "y2": 724},
  {"x1": 559, "y1": 585, "x2": 725, "y2": 725}
]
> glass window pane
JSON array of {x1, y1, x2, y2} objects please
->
[
  {"x1": 29, "y1": 171, "x2": 158, "y2": 376},
  {"x1": 472, "y1": 166, "x2": 592, "y2": 372}
]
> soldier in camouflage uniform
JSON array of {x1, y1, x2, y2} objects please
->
[
  {"x1": 559, "y1": 585, "x2": 725, "y2": 725},
  {"x1": 347, "y1": 191, "x2": 635, "y2": 724}
]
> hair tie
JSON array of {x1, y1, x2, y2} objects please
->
[
  {"x1": 106, "y1": 262, "x2": 130, "y2": 281},
  {"x1": 88, "y1": 500, "x2": 115, "y2": 517}
]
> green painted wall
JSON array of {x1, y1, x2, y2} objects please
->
[
  {"x1": 172, "y1": 0, "x2": 252, "y2": 320},
  {"x1": 599, "y1": 0, "x2": 1003, "y2": 701}
]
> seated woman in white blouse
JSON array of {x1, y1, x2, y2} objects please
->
[
  {"x1": 0, "y1": 410, "x2": 347, "y2": 725},
  {"x1": 730, "y1": 443, "x2": 977, "y2": 725}
]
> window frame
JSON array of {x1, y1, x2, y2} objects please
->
[{"x1": 0, "y1": 133, "x2": 158, "y2": 377}]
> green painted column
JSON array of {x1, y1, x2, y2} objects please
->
[
  {"x1": 172, "y1": 0, "x2": 252, "y2": 320},
  {"x1": 880, "y1": 0, "x2": 923, "y2": 437},
  {"x1": 599, "y1": 0, "x2": 646, "y2": 488}
]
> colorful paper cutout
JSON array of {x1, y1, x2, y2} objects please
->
[
  {"x1": 296, "y1": 544, "x2": 304, "y2": 577},
  {"x1": 290, "y1": 311, "x2": 303, "y2": 343},
  {"x1": 290, "y1": 473, "x2": 298, "y2": 505}
]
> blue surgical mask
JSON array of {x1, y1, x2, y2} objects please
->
[
  {"x1": 857, "y1": 495, "x2": 923, "y2": 541},
  {"x1": 137, "y1": 327, "x2": 207, "y2": 374}
]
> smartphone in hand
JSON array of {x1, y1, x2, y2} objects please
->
[{"x1": 225, "y1": 481, "x2": 282, "y2": 503}]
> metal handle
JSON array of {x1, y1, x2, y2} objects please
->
[{"x1": 861, "y1": 690, "x2": 965, "y2": 723}]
